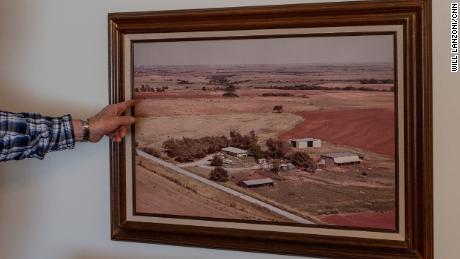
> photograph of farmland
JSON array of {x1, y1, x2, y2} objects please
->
[{"x1": 133, "y1": 35, "x2": 398, "y2": 230}]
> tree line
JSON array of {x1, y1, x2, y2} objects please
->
[{"x1": 161, "y1": 130, "x2": 317, "y2": 173}]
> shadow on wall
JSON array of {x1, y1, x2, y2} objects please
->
[
  {"x1": 0, "y1": 160, "x2": 36, "y2": 259},
  {"x1": 0, "y1": 3, "x2": 99, "y2": 259},
  {"x1": 0, "y1": 1, "x2": 43, "y2": 112},
  {"x1": 0, "y1": 1, "x2": 100, "y2": 117},
  {"x1": 0, "y1": 77, "x2": 94, "y2": 116},
  {"x1": 0, "y1": 3, "x2": 51, "y2": 259}
]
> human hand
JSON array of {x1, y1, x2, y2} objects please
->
[{"x1": 73, "y1": 100, "x2": 135, "y2": 143}]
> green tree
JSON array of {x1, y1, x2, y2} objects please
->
[
  {"x1": 273, "y1": 105, "x2": 284, "y2": 113},
  {"x1": 210, "y1": 155, "x2": 223, "y2": 166},
  {"x1": 271, "y1": 159, "x2": 281, "y2": 174},
  {"x1": 209, "y1": 167, "x2": 229, "y2": 182},
  {"x1": 248, "y1": 143, "x2": 264, "y2": 160},
  {"x1": 266, "y1": 138, "x2": 291, "y2": 159},
  {"x1": 289, "y1": 151, "x2": 317, "y2": 171}
]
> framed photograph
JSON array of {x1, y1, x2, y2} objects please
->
[{"x1": 109, "y1": 1, "x2": 432, "y2": 258}]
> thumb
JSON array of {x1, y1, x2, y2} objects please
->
[{"x1": 116, "y1": 116, "x2": 136, "y2": 126}]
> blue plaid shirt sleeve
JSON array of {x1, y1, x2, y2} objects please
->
[{"x1": 0, "y1": 111, "x2": 75, "y2": 162}]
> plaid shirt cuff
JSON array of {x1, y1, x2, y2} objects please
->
[
  {"x1": 0, "y1": 112, "x2": 76, "y2": 162},
  {"x1": 52, "y1": 114, "x2": 76, "y2": 152}
]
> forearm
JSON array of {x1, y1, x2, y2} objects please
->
[{"x1": 0, "y1": 101, "x2": 135, "y2": 162}]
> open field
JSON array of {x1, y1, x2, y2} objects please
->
[
  {"x1": 133, "y1": 63, "x2": 397, "y2": 230},
  {"x1": 238, "y1": 166, "x2": 395, "y2": 215},
  {"x1": 136, "y1": 113, "x2": 303, "y2": 149},
  {"x1": 136, "y1": 91, "x2": 394, "y2": 157},
  {"x1": 134, "y1": 63, "x2": 394, "y2": 91},
  {"x1": 135, "y1": 89, "x2": 393, "y2": 116}
]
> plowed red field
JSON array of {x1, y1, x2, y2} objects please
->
[{"x1": 279, "y1": 108, "x2": 395, "y2": 157}]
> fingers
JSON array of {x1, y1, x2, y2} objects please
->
[
  {"x1": 109, "y1": 131, "x2": 122, "y2": 143},
  {"x1": 116, "y1": 116, "x2": 136, "y2": 126},
  {"x1": 108, "y1": 126, "x2": 129, "y2": 143},
  {"x1": 114, "y1": 100, "x2": 135, "y2": 115},
  {"x1": 116, "y1": 126, "x2": 128, "y2": 139}
]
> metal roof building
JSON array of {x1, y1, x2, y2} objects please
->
[
  {"x1": 240, "y1": 178, "x2": 274, "y2": 188},
  {"x1": 221, "y1": 147, "x2": 248, "y2": 158},
  {"x1": 321, "y1": 152, "x2": 361, "y2": 165}
]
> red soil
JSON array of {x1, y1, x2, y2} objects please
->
[
  {"x1": 320, "y1": 210, "x2": 396, "y2": 230},
  {"x1": 279, "y1": 108, "x2": 395, "y2": 157}
]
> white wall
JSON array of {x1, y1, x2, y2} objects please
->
[
  {"x1": 432, "y1": 1, "x2": 460, "y2": 259},
  {"x1": 0, "y1": 0, "x2": 457, "y2": 258}
]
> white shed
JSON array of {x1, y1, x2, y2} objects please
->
[
  {"x1": 280, "y1": 163, "x2": 296, "y2": 171},
  {"x1": 289, "y1": 138, "x2": 322, "y2": 148},
  {"x1": 257, "y1": 158, "x2": 267, "y2": 164}
]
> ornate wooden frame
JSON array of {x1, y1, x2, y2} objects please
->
[{"x1": 108, "y1": 1, "x2": 432, "y2": 258}]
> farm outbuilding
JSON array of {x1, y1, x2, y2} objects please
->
[
  {"x1": 257, "y1": 158, "x2": 267, "y2": 164},
  {"x1": 317, "y1": 159, "x2": 326, "y2": 167},
  {"x1": 240, "y1": 178, "x2": 274, "y2": 188},
  {"x1": 321, "y1": 152, "x2": 361, "y2": 166},
  {"x1": 280, "y1": 163, "x2": 296, "y2": 171},
  {"x1": 289, "y1": 138, "x2": 322, "y2": 148},
  {"x1": 223, "y1": 159, "x2": 233, "y2": 165},
  {"x1": 221, "y1": 147, "x2": 248, "y2": 158}
]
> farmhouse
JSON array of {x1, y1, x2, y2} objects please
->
[
  {"x1": 289, "y1": 138, "x2": 322, "y2": 148},
  {"x1": 221, "y1": 147, "x2": 248, "y2": 158},
  {"x1": 240, "y1": 178, "x2": 274, "y2": 188},
  {"x1": 321, "y1": 152, "x2": 361, "y2": 166}
]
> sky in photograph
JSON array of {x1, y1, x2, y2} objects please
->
[{"x1": 134, "y1": 34, "x2": 394, "y2": 66}]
